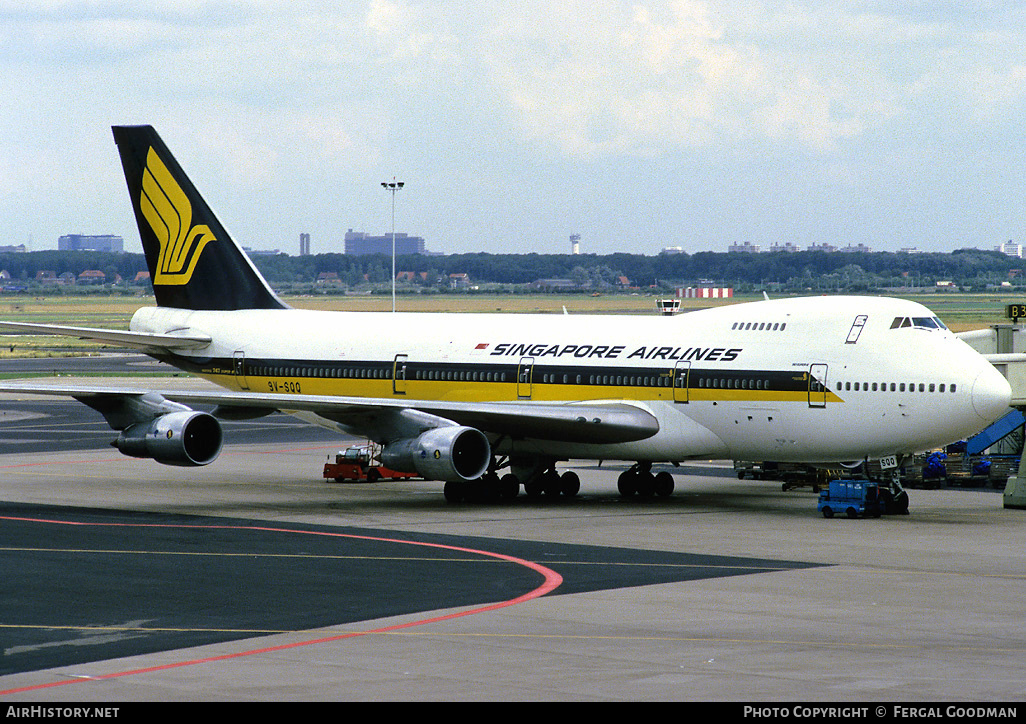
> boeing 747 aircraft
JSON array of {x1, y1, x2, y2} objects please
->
[{"x1": 0, "y1": 126, "x2": 1012, "y2": 505}]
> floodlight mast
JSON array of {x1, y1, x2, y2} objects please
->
[{"x1": 381, "y1": 180, "x2": 404, "y2": 312}]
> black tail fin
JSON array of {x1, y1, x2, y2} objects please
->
[{"x1": 112, "y1": 125, "x2": 287, "y2": 311}]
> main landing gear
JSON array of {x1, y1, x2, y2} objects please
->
[
  {"x1": 442, "y1": 459, "x2": 677, "y2": 504},
  {"x1": 442, "y1": 463, "x2": 581, "y2": 504},
  {"x1": 617, "y1": 462, "x2": 675, "y2": 499}
]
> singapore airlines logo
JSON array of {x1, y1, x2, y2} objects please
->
[{"x1": 139, "y1": 147, "x2": 215, "y2": 285}]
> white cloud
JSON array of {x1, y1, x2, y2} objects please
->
[{"x1": 1, "y1": 1, "x2": 1025, "y2": 254}]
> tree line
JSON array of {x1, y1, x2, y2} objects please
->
[{"x1": 0, "y1": 247, "x2": 1021, "y2": 293}]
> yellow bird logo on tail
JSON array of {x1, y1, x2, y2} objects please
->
[{"x1": 140, "y1": 147, "x2": 215, "y2": 285}]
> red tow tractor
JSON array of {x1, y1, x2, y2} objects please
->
[{"x1": 323, "y1": 444, "x2": 420, "y2": 483}]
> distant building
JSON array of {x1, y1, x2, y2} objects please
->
[
  {"x1": 530, "y1": 278, "x2": 577, "y2": 291},
  {"x1": 344, "y1": 229, "x2": 426, "y2": 256},
  {"x1": 0, "y1": 244, "x2": 26, "y2": 253},
  {"x1": 299, "y1": 233, "x2": 311, "y2": 256},
  {"x1": 77, "y1": 269, "x2": 106, "y2": 284},
  {"x1": 728, "y1": 242, "x2": 760, "y2": 253},
  {"x1": 660, "y1": 246, "x2": 684, "y2": 255},
  {"x1": 998, "y1": 241, "x2": 1023, "y2": 258},
  {"x1": 808, "y1": 243, "x2": 837, "y2": 253},
  {"x1": 840, "y1": 243, "x2": 872, "y2": 253},
  {"x1": 396, "y1": 271, "x2": 428, "y2": 282},
  {"x1": 570, "y1": 234, "x2": 581, "y2": 255},
  {"x1": 769, "y1": 242, "x2": 801, "y2": 253},
  {"x1": 676, "y1": 287, "x2": 733, "y2": 299},
  {"x1": 58, "y1": 234, "x2": 123, "y2": 252}
]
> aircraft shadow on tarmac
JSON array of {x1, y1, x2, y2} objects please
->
[{"x1": 0, "y1": 502, "x2": 820, "y2": 676}]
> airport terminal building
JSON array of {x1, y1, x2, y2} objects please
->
[
  {"x1": 58, "y1": 234, "x2": 124, "y2": 253},
  {"x1": 344, "y1": 229, "x2": 426, "y2": 256}
]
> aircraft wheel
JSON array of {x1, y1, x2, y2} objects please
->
[
  {"x1": 524, "y1": 476, "x2": 544, "y2": 498},
  {"x1": 480, "y1": 472, "x2": 502, "y2": 502},
  {"x1": 635, "y1": 471, "x2": 656, "y2": 498},
  {"x1": 617, "y1": 470, "x2": 637, "y2": 497},
  {"x1": 654, "y1": 471, "x2": 674, "y2": 497},
  {"x1": 542, "y1": 469, "x2": 562, "y2": 497},
  {"x1": 500, "y1": 473, "x2": 520, "y2": 500},
  {"x1": 443, "y1": 481, "x2": 465, "y2": 504},
  {"x1": 560, "y1": 471, "x2": 581, "y2": 497}
]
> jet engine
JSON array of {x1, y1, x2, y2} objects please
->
[
  {"x1": 115, "y1": 410, "x2": 223, "y2": 467},
  {"x1": 380, "y1": 426, "x2": 491, "y2": 482}
]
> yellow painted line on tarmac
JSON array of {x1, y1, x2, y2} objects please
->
[
  {"x1": 343, "y1": 629, "x2": 1026, "y2": 654},
  {"x1": 0, "y1": 623, "x2": 293, "y2": 635}
]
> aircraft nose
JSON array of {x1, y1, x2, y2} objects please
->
[{"x1": 972, "y1": 364, "x2": 1012, "y2": 423}]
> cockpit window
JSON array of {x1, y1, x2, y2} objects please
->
[{"x1": 891, "y1": 316, "x2": 947, "y2": 331}]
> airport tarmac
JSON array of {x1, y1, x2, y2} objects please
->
[{"x1": 0, "y1": 385, "x2": 1025, "y2": 701}]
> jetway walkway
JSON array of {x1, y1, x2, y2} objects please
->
[{"x1": 959, "y1": 323, "x2": 1026, "y2": 508}]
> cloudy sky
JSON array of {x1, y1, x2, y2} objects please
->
[{"x1": 1, "y1": 1, "x2": 1024, "y2": 256}]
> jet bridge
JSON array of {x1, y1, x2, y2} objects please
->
[{"x1": 959, "y1": 323, "x2": 1026, "y2": 508}]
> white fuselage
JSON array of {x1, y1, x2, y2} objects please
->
[{"x1": 130, "y1": 295, "x2": 1011, "y2": 465}]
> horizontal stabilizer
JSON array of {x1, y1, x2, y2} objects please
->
[{"x1": 0, "y1": 321, "x2": 210, "y2": 350}]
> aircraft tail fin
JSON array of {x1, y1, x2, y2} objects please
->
[{"x1": 112, "y1": 125, "x2": 287, "y2": 311}]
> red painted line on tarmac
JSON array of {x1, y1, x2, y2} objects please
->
[{"x1": 0, "y1": 515, "x2": 563, "y2": 696}]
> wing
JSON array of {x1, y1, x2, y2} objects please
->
[{"x1": 0, "y1": 382, "x2": 660, "y2": 445}]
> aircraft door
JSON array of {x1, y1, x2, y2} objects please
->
[
  {"x1": 808, "y1": 363, "x2": 828, "y2": 408},
  {"x1": 393, "y1": 354, "x2": 408, "y2": 394},
  {"x1": 517, "y1": 357, "x2": 534, "y2": 399},
  {"x1": 672, "y1": 360, "x2": 691, "y2": 403},
  {"x1": 846, "y1": 315, "x2": 868, "y2": 344},
  {"x1": 233, "y1": 351, "x2": 249, "y2": 390}
]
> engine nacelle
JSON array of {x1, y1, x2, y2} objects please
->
[
  {"x1": 116, "y1": 411, "x2": 223, "y2": 467},
  {"x1": 380, "y1": 426, "x2": 491, "y2": 483}
]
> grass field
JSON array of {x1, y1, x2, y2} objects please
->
[{"x1": 0, "y1": 291, "x2": 1015, "y2": 358}]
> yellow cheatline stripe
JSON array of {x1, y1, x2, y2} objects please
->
[{"x1": 200, "y1": 373, "x2": 844, "y2": 405}]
